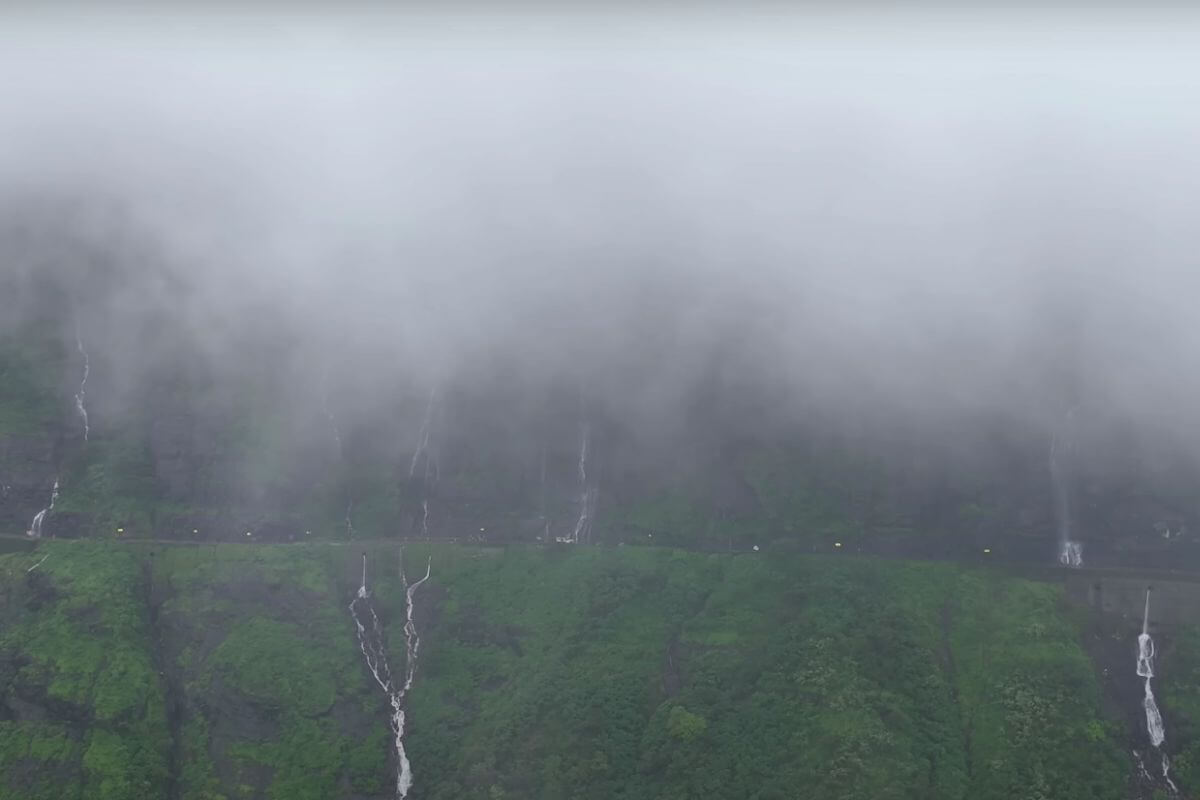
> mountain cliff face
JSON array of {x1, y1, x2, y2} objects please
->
[
  {"x1": 4, "y1": 14, "x2": 1200, "y2": 800},
  {"x1": 2, "y1": 187, "x2": 1199, "y2": 566},
  {"x1": 6, "y1": 540, "x2": 1198, "y2": 800},
  {"x1": 2, "y1": 282, "x2": 1198, "y2": 569}
]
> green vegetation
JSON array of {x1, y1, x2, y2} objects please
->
[
  {"x1": 409, "y1": 547, "x2": 1127, "y2": 800},
  {"x1": 0, "y1": 540, "x2": 1184, "y2": 799},
  {"x1": 149, "y1": 544, "x2": 388, "y2": 800},
  {"x1": 1164, "y1": 625, "x2": 1200, "y2": 787},
  {"x1": 601, "y1": 446, "x2": 912, "y2": 550},
  {"x1": 55, "y1": 434, "x2": 165, "y2": 536},
  {"x1": 0, "y1": 334, "x2": 64, "y2": 437},
  {"x1": 0, "y1": 542, "x2": 170, "y2": 800}
]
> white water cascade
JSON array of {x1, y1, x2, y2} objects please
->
[
  {"x1": 409, "y1": 388, "x2": 438, "y2": 537},
  {"x1": 74, "y1": 325, "x2": 90, "y2": 441},
  {"x1": 1137, "y1": 588, "x2": 1177, "y2": 794},
  {"x1": 569, "y1": 421, "x2": 595, "y2": 544},
  {"x1": 1049, "y1": 408, "x2": 1083, "y2": 567},
  {"x1": 409, "y1": 388, "x2": 436, "y2": 479},
  {"x1": 349, "y1": 550, "x2": 432, "y2": 799},
  {"x1": 26, "y1": 479, "x2": 59, "y2": 538}
]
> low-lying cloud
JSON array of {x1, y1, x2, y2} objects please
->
[{"x1": 2, "y1": 7, "x2": 1199, "y2": 456}]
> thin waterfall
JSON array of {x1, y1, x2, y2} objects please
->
[
  {"x1": 570, "y1": 421, "x2": 591, "y2": 543},
  {"x1": 409, "y1": 388, "x2": 436, "y2": 479},
  {"x1": 321, "y1": 376, "x2": 344, "y2": 459},
  {"x1": 1049, "y1": 407, "x2": 1083, "y2": 567},
  {"x1": 409, "y1": 387, "x2": 437, "y2": 537},
  {"x1": 349, "y1": 550, "x2": 432, "y2": 799},
  {"x1": 1136, "y1": 588, "x2": 1177, "y2": 794},
  {"x1": 74, "y1": 323, "x2": 90, "y2": 441},
  {"x1": 566, "y1": 415, "x2": 600, "y2": 545},
  {"x1": 26, "y1": 479, "x2": 59, "y2": 539}
]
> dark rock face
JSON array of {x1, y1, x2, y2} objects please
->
[
  {"x1": 5, "y1": 323, "x2": 1199, "y2": 570},
  {"x1": 4, "y1": 254, "x2": 1200, "y2": 569},
  {"x1": 0, "y1": 431, "x2": 59, "y2": 538}
]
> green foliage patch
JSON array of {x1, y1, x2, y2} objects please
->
[
  {"x1": 408, "y1": 548, "x2": 1127, "y2": 800},
  {"x1": 0, "y1": 541, "x2": 1163, "y2": 799},
  {"x1": 0, "y1": 542, "x2": 170, "y2": 800},
  {"x1": 152, "y1": 544, "x2": 386, "y2": 800},
  {"x1": 0, "y1": 335, "x2": 63, "y2": 436}
]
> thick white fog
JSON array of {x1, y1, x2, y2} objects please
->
[{"x1": 2, "y1": 8, "x2": 1199, "y2": 447}]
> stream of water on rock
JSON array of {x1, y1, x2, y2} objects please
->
[
  {"x1": 409, "y1": 388, "x2": 437, "y2": 536},
  {"x1": 1137, "y1": 588, "x2": 1177, "y2": 794},
  {"x1": 570, "y1": 421, "x2": 593, "y2": 543},
  {"x1": 74, "y1": 324, "x2": 90, "y2": 441},
  {"x1": 26, "y1": 479, "x2": 59, "y2": 539},
  {"x1": 1049, "y1": 407, "x2": 1083, "y2": 567},
  {"x1": 349, "y1": 550, "x2": 432, "y2": 798}
]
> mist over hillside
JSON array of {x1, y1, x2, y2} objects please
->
[
  {"x1": 2, "y1": 8, "x2": 1200, "y2": 558},
  {"x1": 7, "y1": 8, "x2": 1200, "y2": 800}
]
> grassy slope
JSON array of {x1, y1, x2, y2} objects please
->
[{"x1": 0, "y1": 542, "x2": 1160, "y2": 800}]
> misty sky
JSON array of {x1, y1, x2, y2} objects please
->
[{"x1": 2, "y1": 8, "x2": 1200, "y2": 447}]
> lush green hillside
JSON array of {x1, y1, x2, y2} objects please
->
[
  {"x1": 410, "y1": 548, "x2": 1129, "y2": 800},
  {"x1": 1, "y1": 541, "x2": 1172, "y2": 799},
  {"x1": 0, "y1": 543, "x2": 169, "y2": 800}
]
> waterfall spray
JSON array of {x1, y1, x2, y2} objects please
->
[
  {"x1": 26, "y1": 479, "x2": 59, "y2": 539},
  {"x1": 1049, "y1": 407, "x2": 1083, "y2": 567},
  {"x1": 409, "y1": 388, "x2": 436, "y2": 479},
  {"x1": 566, "y1": 416, "x2": 600, "y2": 544},
  {"x1": 1136, "y1": 588, "x2": 1177, "y2": 794},
  {"x1": 349, "y1": 549, "x2": 432, "y2": 799},
  {"x1": 570, "y1": 421, "x2": 592, "y2": 543},
  {"x1": 321, "y1": 377, "x2": 344, "y2": 459},
  {"x1": 74, "y1": 324, "x2": 90, "y2": 442},
  {"x1": 409, "y1": 387, "x2": 438, "y2": 537}
]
